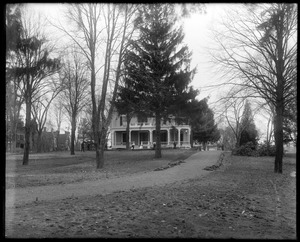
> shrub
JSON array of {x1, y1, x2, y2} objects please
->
[
  {"x1": 232, "y1": 142, "x2": 258, "y2": 156},
  {"x1": 257, "y1": 142, "x2": 276, "y2": 156},
  {"x1": 232, "y1": 141, "x2": 277, "y2": 157}
]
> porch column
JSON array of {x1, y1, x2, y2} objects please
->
[
  {"x1": 177, "y1": 128, "x2": 181, "y2": 147},
  {"x1": 167, "y1": 129, "x2": 170, "y2": 146},
  {"x1": 114, "y1": 131, "x2": 116, "y2": 146},
  {"x1": 184, "y1": 128, "x2": 191, "y2": 147},
  {"x1": 150, "y1": 129, "x2": 153, "y2": 145},
  {"x1": 129, "y1": 130, "x2": 131, "y2": 145},
  {"x1": 188, "y1": 128, "x2": 191, "y2": 147},
  {"x1": 147, "y1": 130, "x2": 151, "y2": 148},
  {"x1": 111, "y1": 131, "x2": 114, "y2": 147}
]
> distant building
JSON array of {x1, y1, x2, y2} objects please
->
[
  {"x1": 6, "y1": 123, "x2": 25, "y2": 152},
  {"x1": 109, "y1": 111, "x2": 191, "y2": 149},
  {"x1": 54, "y1": 131, "x2": 71, "y2": 151},
  {"x1": 40, "y1": 128, "x2": 55, "y2": 152},
  {"x1": 16, "y1": 128, "x2": 25, "y2": 149}
]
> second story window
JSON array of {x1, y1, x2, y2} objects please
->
[{"x1": 120, "y1": 115, "x2": 123, "y2": 126}]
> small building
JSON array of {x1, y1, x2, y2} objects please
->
[
  {"x1": 6, "y1": 128, "x2": 25, "y2": 152},
  {"x1": 40, "y1": 128, "x2": 55, "y2": 152},
  {"x1": 110, "y1": 111, "x2": 191, "y2": 149},
  {"x1": 16, "y1": 128, "x2": 25, "y2": 149},
  {"x1": 54, "y1": 131, "x2": 71, "y2": 151}
]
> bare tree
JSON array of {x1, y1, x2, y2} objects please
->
[
  {"x1": 52, "y1": 4, "x2": 137, "y2": 168},
  {"x1": 220, "y1": 126, "x2": 236, "y2": 150},
  {"x1": 211, "y1": 4, "x2": 297, "y2": 173},
  {"x1": 51, "y1": 98, "x2": 65, "y2": 150},
  {"x1": 6, "y1": 79, "x2": 24, "y2": 152},
  {"x1": 223, "y1": 98, "x2": 247, "y2": 148},
  {"x1": 31, "y1": 82, "x2": 62, "y2": 152},
  {"x1": 220, "y1": 94, "x2": 262, "y2": 149},
  {"x1": 78, "y1": 111, "x2": 93, "y2": 143},
  {"x1": 258, "y1": 103, "x2": 275, "y2": 147},
  {"x1": 60, "y1": 48, "x2": 90, "y2": 155},
  {"x1": 7, "y1": 7, "x2": 61, "y2": 165}
]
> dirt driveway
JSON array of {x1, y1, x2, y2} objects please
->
[
  {"x1": 5, "y1": 151, "x2": 296, "y2": 238},
  {"x1": 6, "y1": 150, "x2": 222, "y2": 208}
]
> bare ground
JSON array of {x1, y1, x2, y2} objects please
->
[
  {"x1": 5, "y1": 149, "x2": 196, "y2": 189},
  {"x1": 5, "y1": 151, "x2": 296, "y2": 239}
]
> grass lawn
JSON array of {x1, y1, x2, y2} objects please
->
[
  {"x1": 5, "y1": 153, "x2": 296, "y2": 238},
  {"x1": 6, "y1": 148, "x2": 197, "y2": 189}
]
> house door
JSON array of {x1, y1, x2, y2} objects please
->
[{"x1": 139, "y1": 132, "x2": 148, "y2": 145}]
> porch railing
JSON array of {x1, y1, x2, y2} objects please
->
[{"x1": 114, "y1": 141, "x2": 190, "y2": 148}]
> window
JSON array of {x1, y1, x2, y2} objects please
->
[
  {"x1": 122, "y1": 133, "x2": 127, "y2": 143},
  {"x1": 120, "y1": 115, "x2": 123, "y2": 126},
  {"x1": 137, "y1": 115, "x2": 147, "y2": 124}
]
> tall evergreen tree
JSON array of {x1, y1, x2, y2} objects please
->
[
  {"x1": 6, "y1": 4, "x2": 23, "y2": 58},
  {"x1": 191, "y1": 98, "x2": 220, "y2": 149},
  {"x1": 115, "y1": 75, "x2": 144, "y2": 150},
  {"x1": 125, "y1": 4, "x2": 196, "y2": 158},
  {"x1": 239, "y1": 100, "x2": 258, "y2": 146}
]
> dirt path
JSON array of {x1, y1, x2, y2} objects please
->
[
  {"x1": 5, "y1": 152, "x2": 296, "y2": 238},
  {"x1": 6, "y1": 150, "x2": 223, "y2": 208}
]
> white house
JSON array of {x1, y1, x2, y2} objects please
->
[{"x1": 109, "y1": 111, "x2": 191, "y2": 149}]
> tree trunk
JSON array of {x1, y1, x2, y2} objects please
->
[
  {"x1": 126, "y1": 113, "x2": 131, "y2": 150},
  {"x1": 70, "y1": 129, "x2": 76, "y2": 155},
  {"x1": 70, "y1": 114, "x2": 77, "y2": 155},
  {"x1": 96, "y1": 142, "x2": 105, "y2": 169},
  {"x1": 23, "y1": 98, "x2": 31, "y2": 165},
  {"x1": 235, "y1": 134, "x2": 241, "y2": 149},
  {"x1": 36, "y1": 131, "x2": 42, "y2": 153},
  {"x1": 190, "y1": 128, "x2": 193, "y2": 148},
  {"x1": 96, "y1": 130, "x2": 106, "y2": 169},
  {"x1": 274, "y1": 103, "x2": 284, "y2": 173},
  {"x1": 56, "y1": 124, "x2": 61, "y2": 151},
  {"x1": 155, "y1": 112, "x2": 162, "y2": 158},
  {"x1": 11, "y1": 125, "x2": 17, "y2": 153},
  {"x1": 31, "y1": 130, "x2": 36, "y2": 151},
  {"x1": 274, "y1": 26, "x2": 284, "y2": 174}
]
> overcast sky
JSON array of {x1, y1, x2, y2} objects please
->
[
  {"x1": 184, "y1": 3, "x2": 227, "y2": 98},
  {"x1": 29, "y1": 3, "x2": 230, "y2": 101},
  {"x1": 23, "y1": 3, "x2": 270, "y2": 139},
  {"x1": 28, "y1": 3, "x2": 234, "y2": 99},
  {"x1": 183, "y1": 4, "x2": 270, "y2": 138}
]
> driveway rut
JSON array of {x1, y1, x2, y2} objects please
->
[{"x1": 6, "y1": 151, "x2": 222, "y2": 208}]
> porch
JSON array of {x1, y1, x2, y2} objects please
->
[{"x1": 111, "y1": 127, "x2": 191, "y2": 149}]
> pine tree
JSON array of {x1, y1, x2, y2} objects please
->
[
  {"x1": 239, "y1": 100, "x2": 258, "y2": 147},
  {"x1": 191, "y1": 98, "x2": 220, "y2": 149},
  {"x1": 115, "y1": 75, "x2": 144, "y2": 150},
  {"x1": 125, "y1": 4, "x2": 196, "y2": 158}
]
